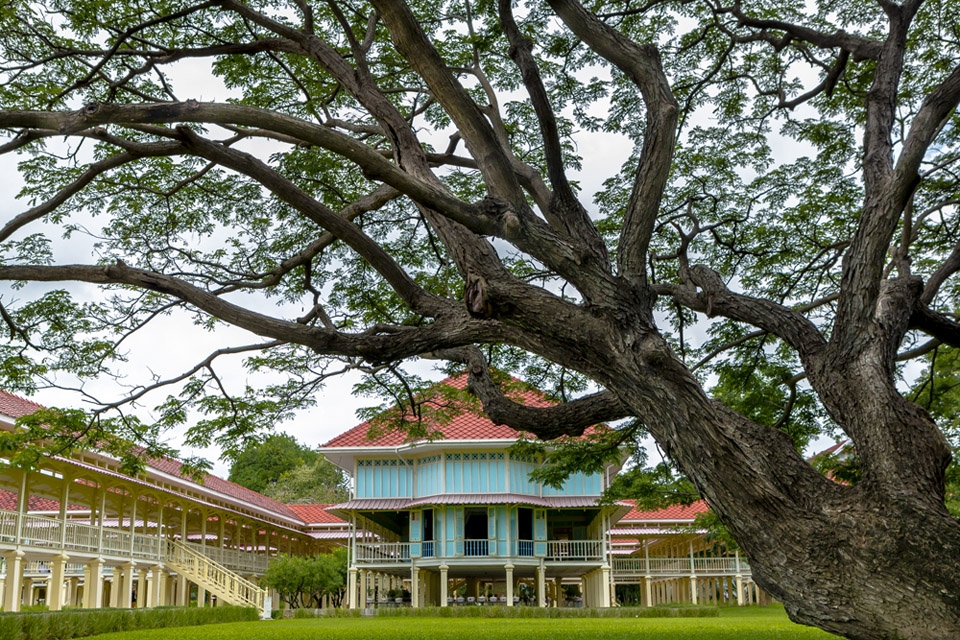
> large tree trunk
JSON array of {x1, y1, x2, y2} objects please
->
[{"x1": 567, "y1": 321, "x2": 960, "y2": 640}]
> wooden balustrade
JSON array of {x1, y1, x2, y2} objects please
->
[{"x1": 612, "y1": 556, "x2": 752, "y2": 579}]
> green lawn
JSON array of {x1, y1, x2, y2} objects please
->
[{"x1": 86, "y1": 606, "x2": 837, "y2": 640}]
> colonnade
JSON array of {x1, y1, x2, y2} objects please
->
[{"x1": 348, "y1": 562, "x2": 613, "y2": 609}]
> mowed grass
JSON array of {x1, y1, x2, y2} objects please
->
[{"x1": 86, "y1": 606, "x2": 838, "y2": 640}]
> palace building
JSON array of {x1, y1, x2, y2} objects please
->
[
  {"x1": 319, "y1": 374, "x2": 757, "y2": 609},
  {"x1": 0, "y1": 377, "x2": 759, "y2": 615}
]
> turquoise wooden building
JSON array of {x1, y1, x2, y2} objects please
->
[{"x1": 320, "y1": 374, "x2": 627, "y2": 608}]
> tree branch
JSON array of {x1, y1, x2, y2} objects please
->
[
  {"x1": 656, "y1": 265, "x2": 827, "y2": 359},
  {"x1": 0, "y1": 140, "x2": 183, "y2": 244},
  {"x1": 0, "y1": 262, "x2": 504, "y2": 362},
  {"x1": 547, "y1": 0, "x2": 678, "y2": 284},
  {"x1": 173, "y1": 126, "x2": 443, "y2": 317},
  {"x1": 831, "y1": 5, "x2": 924, "y2": 357},
  {"x1": 498, "y1": 0, "x2": 610, "y2": 269},
  {"x1": 911, "y1": 305, "x2": 960, "y2": 350},
  {"x1": 428, "y1": 347, "x2": 631, "y2": 439},
  {"x1": 370, "y1": 0, "x2": 528, "y2": 207},
  {"x1": 716, "y1": 2, "x2": 883, "y2": 61}
]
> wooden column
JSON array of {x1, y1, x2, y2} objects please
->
[
  {"x1": 3, "y1": 550, "x2": 23, "y2": 612},
  {"x1": 48, "y1": 552, "x2": 69, "y2": 611}
]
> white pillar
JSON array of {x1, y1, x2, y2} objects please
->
[
  {"x1": 109, "y1": 567, "x2": 121, "y2": 609},
  {"x1": 24, "y1": 578, "x2": 34, "y2": 607},
  {"x1": 536, "y1": 563, "x2": 546, "y2": 607},
  {"x1": 48, "y1": 553, "x2": 69, "y2": 611},
  {"x1": 410, "y1": 565, "x2": 419, "y2": 608},
  {"x1": 440, "y1": 565, "x2": 449, "y2": 606},
  {"x1": 736, "y1": 575, "x2": 744, "y2": 606},
  {"x1": 600, "y1": 565, "x2": 612, "y2": 608},
  {"x1": 120, "y1": 562, "x2": 135, "y2": 608},
  {"x1": 690, "y1": 576, "x2": 698, "y2": 605},
  {"x1": 137, "y1": 569, "x2": 147, "y2": 608},
  {"x1": 2, "y1": 550, "x2": 23, "y2": 612},
  {"x1": 68, "y1": 577, "x2": 79, "y2": 607},
  {"x1": 347, "y1": 567, "x2": 358, "y2": 609},
  {"x1": 84, "y1": 558, "x2": 104, "y2": 609}
]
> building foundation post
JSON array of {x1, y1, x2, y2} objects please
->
[
  {"x1": 2, "y1": 550, "x2": 23, "y2": 612},
  {"x1": 440, "y1": 565, "x2": 449, "y2": 606}
]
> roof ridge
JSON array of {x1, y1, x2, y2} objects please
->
[{"x1": 322, "y1": 372, "x2": 558, "y2": 449}]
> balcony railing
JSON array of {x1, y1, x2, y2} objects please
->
[
  {"x1": 545, "y1": 540, "x2": 604, "y2": 561},
  {"x1": 514, "y1": 540, "x2": 534, "y2": 557},
  {"x1": 184, "y1": 541, "x2": 270, "y2": 573},
  {"x1": 612, "y1": 556, "x2": 752, "y2": 579},
  {"x1": 353, "y1": 538, "x2": 606, "y2": 564},
  {"x1": 0, "y1": 508, "x2": 271, "y2": 573},
  {"x1": 354, "y1": 542, "x2": 411, "y2": 563},
  {"x1": 463, "y1": 539, "x2": 488, "y2": 557}
]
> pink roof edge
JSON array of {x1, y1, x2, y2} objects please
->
[{"x1": 322, "y1": 372, "x2": 605, "y2": 449}]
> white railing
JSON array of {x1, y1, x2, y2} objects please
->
[
  {"x1": 64, "y1": 521, "x2": 101, "y2": 553},
  {"x1": 545, "y1": 540, "x2": 604, "y2": 561},
  {"x1": 0, "y1": 511, "x2": 19, "y2": 543},
  {"x1": 165, "y1": 539, "x2": 266, "y2": 614},
  {"x1": 612, "y1": 556, "x2": 752, "y2": 579},
  {"x1": 20, "y1": 514, "x2": 62, "y2": 548},
  {"x1": 0, "y1": 508, "x2": 269, "y2": 577},
  {"x1": 22, "y1": 560, "x2": 90, "y2": 576},
  {"x1": 132, "y1": 532, "x2": 160, "y2": 560},
  {"x1": 355, "y1": 542, "x2": 410, "y2": 563},
  {"x1": 185, "y1": 542, "x2": 269, "y2": 573},
  {"x1": 100, "y1": 528, "x2": 131, "y2": 556}
]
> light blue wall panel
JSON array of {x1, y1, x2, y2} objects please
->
[
  {"x1": 540, "y1": 470, "x2": 603, "y2": 496},
  {"x1": 445, "y1": 509, "x2": 456, "y2": 556},
  {"x1": 356, "y1": 459, "x2": 412, "y2": 498},
  {"x1": 510, "y1": 458, "x2": 538, "y2": 495}
]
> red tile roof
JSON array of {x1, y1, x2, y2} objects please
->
[
  {"x1": 144, "y1": 454, "x2": 302, "y2": 521},
  {"x1": 619, "y1": 500, "x2": 710, "y2": 522},
  {"x1": 0, "y1": 489, "x2": 85, "y2": 512},
  {"x1": 0, "y1": 390, "x2": 44, "y2": 420},
  {"x1": 323, "y1": 373, "x2": 589, "y2": 448},
  {"x1": 287, "y1": 503, "x2": 346, "y2": 525}
]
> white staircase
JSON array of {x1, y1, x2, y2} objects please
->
[{"x1": 165, "y1": 539, "x2": 268, "y2": 617}]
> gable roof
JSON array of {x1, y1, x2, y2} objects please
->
[
  {"x1": 145, "y1": 454, "x2": 302, "y2": 521},
  {"x1": 322, "y1": 373, "x2": 564, "y2": 448},
  {"x1": 619, "y1": 500, "x2": 710, "y2": 522},
  {"x1": 0, "y1": 489, "x2": 85, "y2": 513},
  {"x1": 287, "y1": 503, "x2": 347, "y2": 525},
  {"x1": 0, "y1": 390, "x2": 44, "y2": 420}
]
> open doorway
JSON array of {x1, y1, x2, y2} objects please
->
[
  {"x1": 464, "y1": 508, "x2": 488, "y2": 556},
  {"x1": 517, "y1": 508, "x2": 533, "y2": 556}
]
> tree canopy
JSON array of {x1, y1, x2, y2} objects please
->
[
  {"x1": 227, "y1": 433, "x2": 349, "y2": 503},
  {"x1": 1, "y1": 0, "x2": 959, "y2": 637},
  {"x1": 228, "y1": 433, "x2": 316, "y2": 494}
]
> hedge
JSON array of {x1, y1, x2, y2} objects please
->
[
  {"x1": 0, "y1": 606, "x2": 259, "y2": 640},
  {"x1": 295, "y1": 605, "x2": 719, "y2": 619}
]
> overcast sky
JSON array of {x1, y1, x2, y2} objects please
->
[{"x1": 0, "y1": 59, "x2": 639, "y2": 477}]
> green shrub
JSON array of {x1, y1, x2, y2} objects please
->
[
  {"x1": 0, "y1": 605, "x2": 259, "y2": 640},
  {"x1": 367, "y1": 606, "x2": 718, "y2": 619}
]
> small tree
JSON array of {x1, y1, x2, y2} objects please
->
[
  {"x1": 260, "y1": 550, "x2": 347, "y2": 609},
  {"x1": 260, "y1": 555, "x2": 308, "y2": 609}
]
